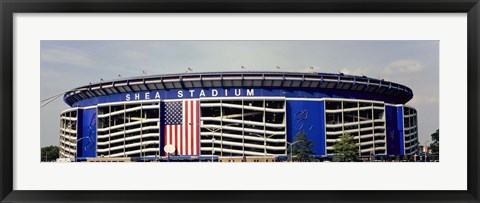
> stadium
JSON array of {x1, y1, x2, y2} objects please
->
[{"x1": 58, "y1": 71, "x2": 419, "y2": 162}]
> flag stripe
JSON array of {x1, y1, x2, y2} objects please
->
[
  {"x1": 174, "y1": 125, "x2": 177, "y2": 155},
  {"x1": 189, "y1": 100, "x2": 193, "y2": 155},
  {"x1": 182, "y1": 101, "x2": 186, "y2": 155},
  {"x1": 193, "y1": 100, "x2": 195, "y2": 155},
  {"x1": 178, "y1": 125, "x2": 181, "y2": 155},
  {"x1": 190, "y1": 101, "x2": 194, "y2": 155},
  {"x1": 188, "y1": 101, "x2": 196, "y2": 154},
  {"x1": 166, "y1": 125, "x2": 169, "y2": 156},
  {"x1": 195, "y1": 100, "x2": 199, "y2": 155},
  {"x1": 186, "y1": 100, "x2": 190, "y2": 155},
  {"x1": 183, "y1": 101, "x2": 188, "y2": 155}
]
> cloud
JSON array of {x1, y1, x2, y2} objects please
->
[
  {"x1": 383, "y1": 60, "x2": 423, "y2": 76},
  {"x1": 41, "y1": 46, "x2": 94, "y2": 67}
]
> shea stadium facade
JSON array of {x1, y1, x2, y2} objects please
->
[{"x1": 58, "y1": 71, "x2": 419, "y2": 162}]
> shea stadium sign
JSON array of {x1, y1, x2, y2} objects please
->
[{"x1": 125, "y1": 88, "x2": 255, "y2": 101}]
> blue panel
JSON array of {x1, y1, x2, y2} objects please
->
[
  {"x1": 385, "y1": 105, "x2": 404, "y2": 156},
  {"x1": 69, "y1": 87, "x2": 408, "y2": 107},
  {"x1": 286, "y1": 100, "x2": 325, "y2": 156},
  {"x1": 159, "y1": 102, "x2": 165, "y2": 155},
  {"x1": 76, "y1": 108, "x2": 97, "y2": 158},
  {"x1": 397, "y1": 107, "x2": 405, "y2": 155},
  {"x1": 318, "y1": 101, "x2": 326, "y2": 156}
]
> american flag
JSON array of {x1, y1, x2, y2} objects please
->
[{"x1": 164, "y1": 100, "x2": 200, "y2": 155}]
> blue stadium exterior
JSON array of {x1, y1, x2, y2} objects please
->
[{"x1": 58, "y1": 71, "x2": 419, "y2": 161}]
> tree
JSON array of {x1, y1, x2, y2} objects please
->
[
  {"x1": 332, "y1": 132, "x2": 358, "y2": 162},
  {"x1": 41, "y1": 145, "x2": 59, "y2": 162},
  {"x1": 290, "y1": 131, "x2": 315, "y2": 161},
  {"x1": 429, "y1": 129, "x2": 439, "y2": 155}
]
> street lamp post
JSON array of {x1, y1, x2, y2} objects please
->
[
  {"x1": 74, "y1": 137, "x2": 89, "y2": 162},
  {"x1": 250, "y1": 133, "x2": 276, "y2": 162},
  {"x1": 212, "y1": 137, "x2": 216, "y2": 162},
  {"x1": 189, "y1": 122, "x2": 237, "y2": 162},
  {"x1": 370, "y1": 148, "x2": 375, "y2": 162},
  {"x1": 142, "y1": 142, "x2": 159, "y2": 162},
  {"x1": 287, "y1": 141, "x2": 300, "y2": 162}
]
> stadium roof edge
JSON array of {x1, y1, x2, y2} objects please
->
[{"x1": 63, "y1": 71, "x2": 414, "y2": 106}]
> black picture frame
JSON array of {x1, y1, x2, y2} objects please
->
[{"x1": 1, "y1": 0, "x2": 479, "y2": 202}]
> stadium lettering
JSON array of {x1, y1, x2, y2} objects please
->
[
  {"x1": 125, "y1": 89, "x2": 255, "y2": 101},
  {"x1": 125, "y1": 92, "x2": 161, "y2": 101},
  {"x1": 247, "y1": 89, "x2": 254, "y2": 96},
  {"x1": 199, "y1": 90, "x2": 206, "y2": 97},
  {"x1": 176, "y1": 89, "x2": 255, "y2": 98}
]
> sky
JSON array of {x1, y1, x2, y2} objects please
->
[{"x1": 41, "y1": 40, "x2": 439, "y2": 147}]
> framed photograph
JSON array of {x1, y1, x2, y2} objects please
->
[{"x1": 1, "y1": 0, "x2": 479, "y2": 202}]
